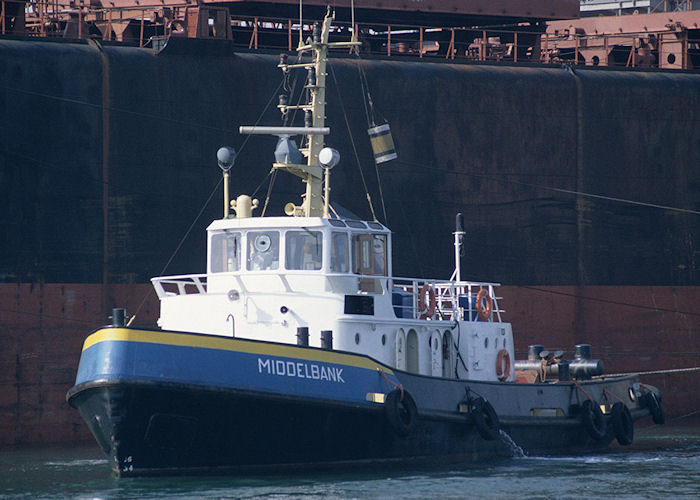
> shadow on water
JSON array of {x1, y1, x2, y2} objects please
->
[{"x1": 1, "y1": 422, "x2": 699, "y2": 499}]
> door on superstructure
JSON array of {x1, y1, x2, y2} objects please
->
[
  {"x1": 406, "y1": 329, "x2": 419, "y2": 374},
  {"x1": 442, "y1": 330, "x2": 454, "y2": 379}
]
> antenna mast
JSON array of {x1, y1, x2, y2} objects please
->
[{"x1": 240, "y1": 8, "x2": 360, "y2": 217}]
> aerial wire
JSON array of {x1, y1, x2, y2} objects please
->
[{"x1": 127, "y1": 78, "x2": 285, "y2": 324}]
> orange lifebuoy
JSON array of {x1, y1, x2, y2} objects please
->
[
  {"x1": 418, "y1": 284, "x2": 436, "y2": 319},
  {"x1": 476, "y1": 289, "x2": 492, "y2": 321},
  {"x1": 496, "y1": 349, "x2": 511, "y2": 381}
]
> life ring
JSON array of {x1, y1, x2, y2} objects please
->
[
  {"x1": 644, "y1": 392, "x2": 665, "y2": 425},
  {"x1": 611, "y1": 402, "x2": 634, "y2": 446},
  {"x1": 580, "y1": 399, "x2": 607, "y2": 441},
  {"x1": 418, "y1": 284, "x2": 436, "y2": 319},
  {"x1": 476, "y1": 289, "x2": 492, "y2": 321},
  {"x1": 470, "y1": 397, "x2": 500, "y2": 441},
  {"x1": 385, "y1": 389, "x2": 417, "y2": 436},
  {"x1": 496, "y1": 349, "x2": 511, "y2": 382}
]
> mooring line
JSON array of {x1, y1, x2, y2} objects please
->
[{"x1": 602, "y1": 366, "x2": 700, "y2": 377}]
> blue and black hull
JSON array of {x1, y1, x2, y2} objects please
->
[{"x1": 67, "y1": 327, "x2": 651, "y2": 476}]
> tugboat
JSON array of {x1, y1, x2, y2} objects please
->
[{"x1": 67, "y1": 10, "x2": 664, "y2": 476}]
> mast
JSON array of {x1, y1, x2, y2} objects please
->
[{"x1": 239, "y1": 8, "x2": 359, "y2": 218}]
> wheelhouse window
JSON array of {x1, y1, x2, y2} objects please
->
[
  {"x1": 210, "y1": 231, "x2": 241, "y2": 273},
  {"x1": 330, "y1": 232, "x2": 348, "y2": 272},
  {"x1": 247, "y1": 231, "x2": 280, "y2": 271},
  {"x1": 352, "y1": 233, "x2": 387, "y2": 276},
  {"x1": 285, "y1": 230, "x2": 323, "y2": 270}
]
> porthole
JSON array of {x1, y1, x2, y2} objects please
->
[
  {"x1": 355, "y1": 333, "x2": 360, "y2": 345},
  {"x1": 667, "y1": 53, "x2": 676, "y2": 65},
  {"x1": 381, "y1": 334, "x2": 386, "y2": 345}
]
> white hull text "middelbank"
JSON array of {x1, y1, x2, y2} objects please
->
[{"x1": 258, "y1": 357, "x2": 345, "y2": 383}]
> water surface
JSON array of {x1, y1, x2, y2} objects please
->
[{"x1": 2, "y1": 422, "x2": 698, "y2": 499}]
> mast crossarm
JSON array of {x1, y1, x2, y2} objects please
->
[{"x1": 273, "y1": 162, "x2": 322, "y2": 179}]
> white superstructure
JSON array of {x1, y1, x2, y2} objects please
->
[{"x1": 150, "y1": 9, "x2": 515, "y2": 384}]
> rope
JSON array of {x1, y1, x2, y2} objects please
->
[
  {"x1": 600, "y1": 366, "x2": 700, "y2": 377},
  {"x1": 377, "y1": 368, "x2": 404, "y2": 401},
  {"x1": 603, "y1": 388, "x2": 626, "y2": 404},
  {"x1": 328, "y1": 62, "x2": 378, "y2": 222},
  {"x1": 128, "y1": 78, "x2": 284, "y2": 323},
  {"x1": 354, "y1": 58, "x2": 389, "y2": 224},
  {"x1": 574, "y1": 380, "x2": 596, "y2": 402}
]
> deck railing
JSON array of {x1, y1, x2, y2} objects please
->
[
  {"x1": 151, "y1": 272, "x2": 503, "y2": 322},
  {"x1": 5, "y1": 1, "x2": 696, "y2": 70},
  {"x1": 151, "y1": 274, "x2": 207, "y2": 298},
  {"x1": 392, "y1": 278, "x2": 503, "y2": 323}
]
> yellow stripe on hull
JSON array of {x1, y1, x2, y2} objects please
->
[{"x1": 83, "y1": 328, "x2": 394, "y2": 374}]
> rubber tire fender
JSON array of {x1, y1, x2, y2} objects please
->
[
  {"x1": 581, "y1": 399, "x2": 607, "y2": 441},
  {"x1": 385, "y1": 389, "x2": 417, "y2": 437},
  {"x1": 644, "y1": 392, "x2": 665, "y2": 425},
  {"x1": 472, "y1": 398, "x2": 500, "y2": 441},
  {"x1": 611, "y1": 402, "x2": 634, "y2": 446}
]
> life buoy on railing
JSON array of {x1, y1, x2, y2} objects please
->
[
  {"x1": 476, "y1": 288, "x2": 492, "y2": 321},
  {"x1": 496, "y1": 349, "x2": 511, "y2": 382},
  {"x1": 580, "y1": 399, "x2": 606, "y2": 440},
  {"x1": 611, "y1": 402, "x2": 634, "y2": 445},
  {"x1": 384, "y1": 389, "x2": 418, "y2": 436},
  {"x1": 419, "y1": 284, "x2": 436, "y2": 320}
]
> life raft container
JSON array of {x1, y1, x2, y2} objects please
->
[{"x1": 385, "y1": 389, "x2": 418, "y2": 436}]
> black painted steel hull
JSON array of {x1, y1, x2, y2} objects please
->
[
  {"x1": 69, "y1": 380, "x2": 622, "y2": 476},
  {"x1": 67, "y1": 328, "x2": 653, "y2": 476}
]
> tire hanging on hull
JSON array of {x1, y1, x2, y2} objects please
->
[
  {"x1": 581, "y1": 399, "x2": 607, "y2": 441},
  {"x1": 644, "y1": 392, "x2": 665, "y2": 425},
  {"x1": 611, "y1": 402, "x2": 634, "y2": 445},
  {"x1": 471, "y1": 397, "x2": 500, "y2": 441},
  {"x1": 385, "y1": 389, "x2": 417, "y2": 436}
]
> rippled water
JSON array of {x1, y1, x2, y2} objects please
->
[{"x1": 2, "y1": 423, "x2": 699, "y2": 499}]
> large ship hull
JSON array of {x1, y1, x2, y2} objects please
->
[{"x1": 67, "y1": 327, "x2": 652, "y2": 476}]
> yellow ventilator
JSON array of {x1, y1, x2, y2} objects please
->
[{"x1": 368, "y1": 123, "x2": 397, "y2": 164}]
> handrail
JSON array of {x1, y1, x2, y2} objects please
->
[
  {"x1": 151, "y1": 272, "x2": 505, "y2": 322},
  {"x1": 151, "y1": 274, "x2": 207, "y2": 298},
  {"x1": 392, "y1": 277, "x2": 503, "y2": 322},
  {"x1": 11, "y1": 2, "x2": 694, "y2": 70}
]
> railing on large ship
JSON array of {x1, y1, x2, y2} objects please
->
[{"x1": 6, "y1": 1, "x2": 697, "y2": 70}]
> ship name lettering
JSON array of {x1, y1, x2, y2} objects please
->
[{"x1": 257, "y1": 357, "x2": 345, "y2": 383}]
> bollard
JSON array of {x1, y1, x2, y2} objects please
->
[
  {"x1": 321, "y1": 330, "x2": 333, "y2": 350},
  {"x1": 558, "y1": 360, "x2": 571, "y2": 381},
  {"x1": 297, "y1": 327, "x2": 309, "y2": 347},
  {"x1": 112, "y1": 308, "x2": 126, "y2": 327}
]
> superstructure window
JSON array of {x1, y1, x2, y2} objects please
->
[
  {"x1": 352, "y1": 233, "x2": 387, "y2": 276},
  {"x1": 210, "y1": 232, "x2": 241, "y2": 273},
  {"x1": 331, "y1": 232, "x2": 349, "y2": 272},
  {"x1": 247, "y1": 231, "x2": 280, "y2": 271},
  {"x1": 285, "y1": 230, "x2": 323, "y2": 270}
]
